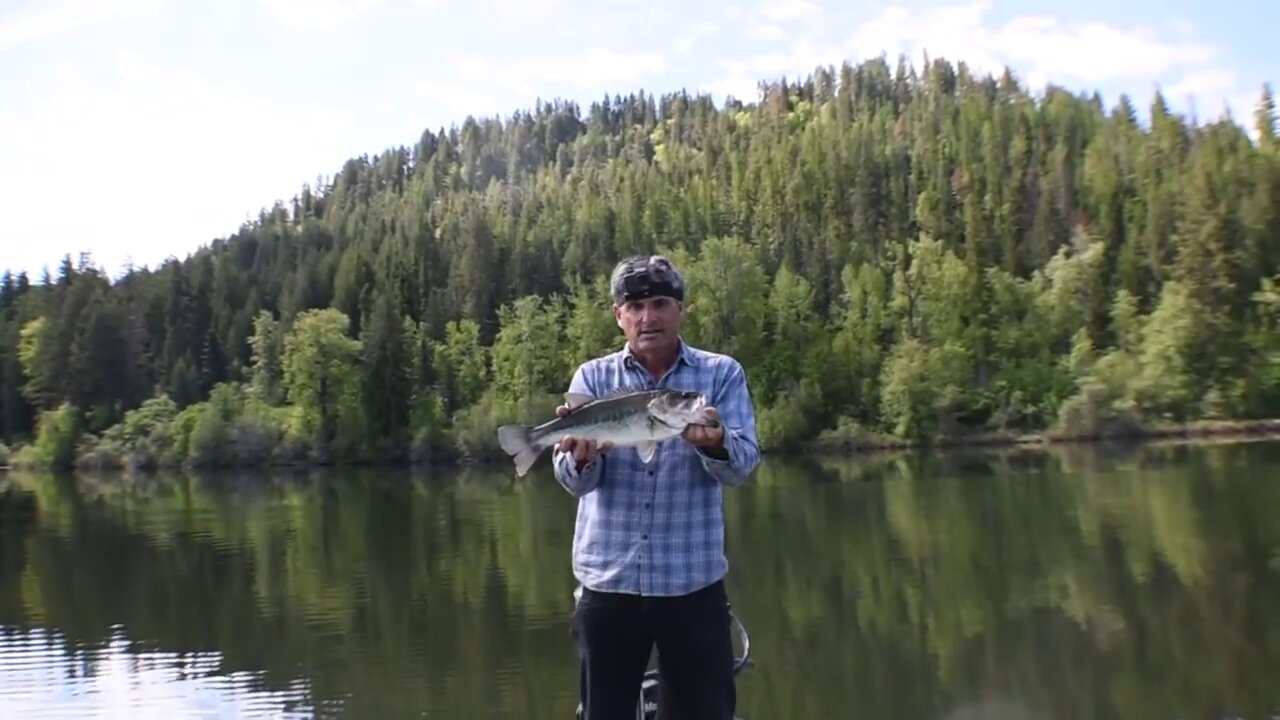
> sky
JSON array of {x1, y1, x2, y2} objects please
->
[{"x1": 0, "y1": 0, "x2": 1275, "y2": 281}]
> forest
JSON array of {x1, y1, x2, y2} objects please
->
[{"x1": 0, "y1": 55, "x2": 1277, "y2": 471}]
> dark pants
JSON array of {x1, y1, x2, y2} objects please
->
[{"x1": 571, "y1": 579, "x2": 736, "y2": 720}]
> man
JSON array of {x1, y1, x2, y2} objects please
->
[{"x1": 552, "y1": 254, "x2": 761, "y2": 720}]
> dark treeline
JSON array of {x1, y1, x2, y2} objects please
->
[{"x1": 1, "y1": 56, "x2": 1278, "y2": 471}]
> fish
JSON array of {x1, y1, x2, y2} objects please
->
[{"x1": 495, "y1": 388, "x2": 719, "y2": 477}]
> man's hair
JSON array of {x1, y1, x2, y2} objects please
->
[{"x1": 610, "y1": 254, "x2": 684, "y2": 305}]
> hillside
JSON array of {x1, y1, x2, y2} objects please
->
[{"x1": 1, "y1": 56, "x2": 1278, "y2": 471}]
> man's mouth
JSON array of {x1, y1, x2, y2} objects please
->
[{"x1": 639, "y1": 328, "x2": 662, "y2": 338}]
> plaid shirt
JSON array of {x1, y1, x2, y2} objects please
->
[{"x1": 552, "y1": 339, "x2": 762, "y2": 597}]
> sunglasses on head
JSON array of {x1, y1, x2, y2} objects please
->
[{"x1": 617, "y1": 256, "x2": 681, "y2": 302}]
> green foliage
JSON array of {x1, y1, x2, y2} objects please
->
[
  {"x1": 491, "y1": 295, "x2": 567, "y2": 403},
  {"x1": 248, "y1": 311, "x2": 286, "y2": 406},
  {"x1": 1, "y1": 57, "x2": 1278, "y2": 466},
  {"x1": 281, "y1": 308, "x2": 364, "y2": 456},
  {"x1": 880, "y1": 338, "x2": 972, "y2": 440},
  {"x1": 16, "y1": 317, "x2": 48, "y2": 408},
  {"x1": 561, "y1": 275, "x2": 620, "y2": 370},
  {"x1": 435, "y1": 319, "x2": 488, "y2": 414},
  {"x1": 19, "y1": 403, "x2": 81, "y2": 470},
  {"x1": 1131, "y1": 280, "x2": 1203, "y2": 417},
  {"x1": 676, "y1": 235, "x2": 770, "y2": 374}
]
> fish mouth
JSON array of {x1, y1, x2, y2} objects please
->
[{"x1": 683, "y1": 397, "x2": 714, "y2": 424}]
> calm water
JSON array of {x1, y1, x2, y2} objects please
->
[{"x1": 1, "y1": 439, "x2": 1278, "y2": 719}]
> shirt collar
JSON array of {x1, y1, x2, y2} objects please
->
[{"x1": 622, "y1": 336, "x2": 699, "y2": 369}]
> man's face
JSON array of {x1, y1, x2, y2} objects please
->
[{"x1": 614, "y1": 295, "x2": 683, "y2": 353}]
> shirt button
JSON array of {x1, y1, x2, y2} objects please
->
[{"x1": 642, "y1": 534, "x2": 647, "y2": 540}]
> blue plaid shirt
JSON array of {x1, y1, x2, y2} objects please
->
[{"x1": 551, "y1": 339, "x2": 761, "y2": 597}]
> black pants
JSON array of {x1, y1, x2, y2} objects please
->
[{"x1": 571, "y1": 579, "x2": 736, "y2": 720}]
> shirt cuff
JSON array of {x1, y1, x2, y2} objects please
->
[
  {"x1": 553, "y1": 448, "x2": 604, "y2": 496},
  {"x1": 695, "y1": 430, "x2": 753, "y2": 486}
]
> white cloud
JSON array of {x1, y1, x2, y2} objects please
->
[
  {"x1": 0, "y1": 52, "x2": 358, "y2": 277},
  {"x1": 847, "y1": 2, "x2": 1221, "y2": 87},
  {"x1": 426, "y1": 48, "x2": 669, "y2": 108},
  {"x1": 0, "y1": 0, "x2": 164, "y2": 48},
  {"x1": 849, "y1": 4, "x2": 1003, "y2": 76},
  {"x1": 999, "y1": 19, "x2": 1217, "y2": 83},
  {"x1": 846, "y1": 2, "x2": 1253, "y2": 124},
  {"x1": 1167, "y1": 18, "x2": 1196, "y2": 38},
  {"x1": 708, "y1": 1, "x2": 1250, "y2": 125},
  {"x1": 751, "y1": 24, "x2": 786, "y2": 41},
  {"x1": 513, "y1": 48, "x2": 668, "y2": 91},
  {"x1": 1166, "y1": 69, "x2": 1238, "y2": 104},
  {"x1": 427, "y1": 0, "x2": 571, "y2": 20},
  {"x1": 258, "y1": 0, "x2": 384, "y2": 31},
  {"x1": 756, "y1": 0, "x2": 818, "y2": 21},
  {"x1": 416, "y1": 81, "x2": 502, "y2": 118},
  {"x1": 707, "y1": 35, "x2": 847, "y2": 100},
  {"x1": 675, "y1": 20, "x2": 719, "y2": 55}
]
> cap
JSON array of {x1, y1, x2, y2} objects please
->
[{"x1": 610, "y1": 255, "x2": 684, "y2": 305}]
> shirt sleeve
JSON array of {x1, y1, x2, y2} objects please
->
[
  {"x1": 695, "y1": 358, "x2": 762, "y2": 486},
  {"x1": 552, "y1": 362, "x2": 606, "y2": 497}
]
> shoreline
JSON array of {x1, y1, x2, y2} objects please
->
[
  {"x1": 798, "y1": 417, "x2": 1280, "y2": 455},
  {"x1": 3, "y1": 417, "x2": 1280, "y2": 475}
]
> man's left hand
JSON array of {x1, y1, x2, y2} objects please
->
[{"x1": 683, "y1": 407, "x2": 726, "y2": 456}]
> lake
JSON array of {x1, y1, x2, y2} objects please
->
[{"x1": 1, "y1": 438, "x2": 1278, "y2": 719}]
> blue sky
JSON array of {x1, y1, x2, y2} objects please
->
[{"x1": 1, "y1": 0, "x2": 1274, "y2": 280}]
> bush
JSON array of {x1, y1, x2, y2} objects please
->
[
  {"x1": 29, "y1": 403, "x2": 81, "y2": 470},
  {"x1": 757, "y1": 380, "x2": 824, "y2": 452},
  {"x1": 75, "y1": 436, "x2": 126, "y2": 472},
  {"x1": 451, "y1": 389, "x2": 560, "y2": 461},
  {"x1": 1052, "y1": 379, "x2": 1145, "y2": 440},
  {"x1": 812, "y1": 416, "x2": 902, "y2": 449}
]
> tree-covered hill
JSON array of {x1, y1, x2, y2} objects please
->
[{"x1": 1, "y1": 56, "x2": 1278, "y2": 471}]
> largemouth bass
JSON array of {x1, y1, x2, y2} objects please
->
[{"x1": 496, "y1": 388, "x2": 718, "y2": 477}]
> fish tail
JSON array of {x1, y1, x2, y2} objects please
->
[{"x1": 496, "y1": 424, "x2": 541, "y2": 477}]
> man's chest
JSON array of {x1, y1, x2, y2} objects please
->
[{"x1": 597, "y1": 360, "x2": 717, "y2": 400}]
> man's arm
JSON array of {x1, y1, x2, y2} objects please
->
[
  {"x1": 695, "y1": 359, "x2": 761, "y2": 486},
  {"x1": 551, "y1": 364, "x2": 606, "y2": 497}
]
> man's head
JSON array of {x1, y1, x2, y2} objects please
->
[{"x1": 610, "y1": 254, "x2": 685, "y2": 356}]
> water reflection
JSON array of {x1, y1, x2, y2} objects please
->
[
  {"x1": 0, "y1": 626, "x2": 320, "y2": 718},
  {"x1": 1, "y1": 439, "x2": 1278, "y2": 719}
]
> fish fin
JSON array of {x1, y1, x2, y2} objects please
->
[
  {"x1": 496, "y1": 424, "x2": 541, "y2": 478},
  {"x1": 563, "y1": 392, "x2": 595, "y2": 410},
  {"x1": 636, "y1": 440, "x2": 658, "y2": 463},
  {"x1": 584, "y1": 386, "x2": 648, "y2": 403}
]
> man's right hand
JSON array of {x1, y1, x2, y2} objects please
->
[{"x1": 554, "y1": 402, "x2": 612, "y2": 469}]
